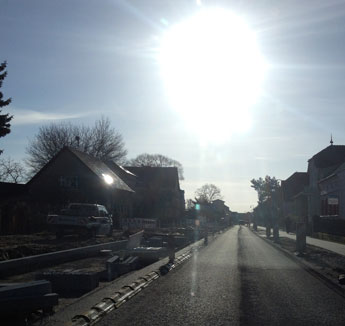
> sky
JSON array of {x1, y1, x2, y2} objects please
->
[{"x1": 2, "y1": 0, "x2": 345, "y2": 212}]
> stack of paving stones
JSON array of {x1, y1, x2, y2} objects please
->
[
  {"x1": 102, "y1": 255, "x2": 140, "y2": 281},
  {"x1": 36, "y1": 270, "x2": 100, "y2": 296},
  {"x1": 0, "y1": 280, "x2": 58, "y2": 324},
  {"x1": 146, "y1": 236, "x2": 164, "y2": 247},
  {"x1": 35, "y1": 255, "x2": 141, "y2": 296}
]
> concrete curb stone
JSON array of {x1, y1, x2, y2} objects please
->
[
  {"x1": 0, "y1": 240, "x2": 128, "y2": 278},
  {"x1": 66, "y1": 234, "x2": 216, "y2": 326}
]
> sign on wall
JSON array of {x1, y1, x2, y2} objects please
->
[{"x1": 328, "y1": 197, "x2": 339, "y2": 205}]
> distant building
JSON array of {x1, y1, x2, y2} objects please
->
[
  {"x1": 211, "y1": 199, "x2": 231, "y2": 225},
  {"x1": 281, "y1": 172, "x2": 309, "y2": 231},
  {"x1": 123, "y1": 166, "x2": 185, "y2": 227},
  {"x1": 188, "y1": 199, "x2": 231, "y2": 228}
]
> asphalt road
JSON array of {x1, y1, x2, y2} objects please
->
[{"x1": 98, "y1": 226, "x2": 345, "y2": 326}]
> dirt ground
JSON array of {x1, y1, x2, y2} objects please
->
[
  {"x1": 276, "y1": 237, "x2": 345, "y2": 280},
  {"x1": 256, "y1": 228, "x2": 345, "y2": 289},
  {"x1": 0, "y1": 227, "x2": 186, "y2": 261},
  {"x1": 0, "y1": 230, "x2": 127, "y2": 261}
]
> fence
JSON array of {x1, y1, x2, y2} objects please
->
[
  {"x1": 121, "y1": 218, "x2": 157, "y2": 230},
  {"x1": 0, "y1": 200, "x2": 63, "y2": 235},
  {"x1": 313, "y1": 215, "x2": 345, "y2": 236}
]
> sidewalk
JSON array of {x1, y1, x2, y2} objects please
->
[{"x1": 257, "y1": 226, "x2": 345, "y2": 256}]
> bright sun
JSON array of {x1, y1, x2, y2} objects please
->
[{"x1": 158, "y1": 8, "x2": 266, "y2": 141}]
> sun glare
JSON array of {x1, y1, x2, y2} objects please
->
[
  {"x1": 158, "y1": 8, "x2": 266, "y2": 141},
  {"x1": 102, "y1": 173, "x2": 114, "y2": 185}
]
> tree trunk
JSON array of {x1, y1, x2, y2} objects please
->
[
  {"x1": 273, "y1": 222, "x2": 279, "y2": 243},
  {"x1": 296, "y1": 222, "x2": 306, "y2": 254}
]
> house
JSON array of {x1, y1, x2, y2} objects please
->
[
  {"x1": 210, "y1": 199, "x2": 231, "y2": 226},
  {"x1": 306, "y1": 143, "x2": 345, "y2": 231},
  {"x1": 27, "y1": 146, "x2": 135, "y2": 225},
  {"x1": 105, "y1": 160, "x2": 139, "y2": 190},
  {"x1": 0, "y1": 182, "x2": 27, "y2": 199},
  {"x1": 318, "y1": 162, "x2": 345, "y2": 217},
  {"x1": 21, "y1": 147, "x2": 186, "y2": 230},
  {"x1": 187, "y1": 199, "x2": 231, "y2": 228},
  {"x1": 316, "y1": 162, "x2": 345, "y2": 235},
  {"x1": 281, "y1": 172, "x2": 309, "y2": 223},
  {"x1": 0, "y1": 182, "x2": 28, "y2": 234},
  {"x1": 124, "y1": 166, "x2": 185, "y2": 227}
]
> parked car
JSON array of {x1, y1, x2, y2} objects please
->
[{"x1": 47, "y1": 203, "x2": 113, "y2": 239}]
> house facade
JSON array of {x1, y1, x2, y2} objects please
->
[
  {"x1": 281, "y1": 172, "x2": 309, "y2": 229},
  {"x1": 5, "y1": 147, "x2": 186, "y2": 232},
  {"x1": 123, "y1": 166, "x2": 185, "y2": 227},
  {"x1": 306, "y1": 144, "x2": 345, "y2": 230},
  {"x1": 188, "y1": 199, "x2": 231, "y2": 228},
  {"x1": 318, "y1": 165, "x2": 345, "y2": 218},
  {"x1": 211, "y1": 199, "x2": 231, "y2": 226},
  {"x1": 316, "y1": 163, "x2": 345, "y2": 235},
  {"x1": 27, "y1": 147, "x2": 135, "y2": 225},
  {"x1": 0, "y1": 182, "x2": 29, "y2": 234}
]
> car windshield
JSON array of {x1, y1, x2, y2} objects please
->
[
  {"x1": 69, "y1": 205, "x2": 98, "y2": 216},
  {"x1": 2, "y1": 1, "x2": 345, "y2": 326}
]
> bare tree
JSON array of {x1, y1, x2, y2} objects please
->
[
  {"x1": 0, "y1": 157, "x2": 26, "y2": 183},
  {"x1": 195, "y1": 184, "x2": 223, "y2": 203},
  {"x1": 87, "y1": 118, "x2": 127, "y2": 162},
  {"x1": 26, "y1": 117, "x2": 127, "y2": 174},
  {"x1": 127, "y1": 153, "x2": 184, "y2": 180}
]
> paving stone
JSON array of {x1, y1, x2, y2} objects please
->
[
  {"x1": 36, "y1": 270, "x2": 99, "y2": 295},
  {"x1": 125, "y1": 256, "x2": 140, "y2": 270},
  {"x1": 0, "y1": 280, "x2": 51, "y2": 299},
  {"x1": 103, "y1": 255, "x2": 120, "y2": 281},
  {"x1": 0, "y1": 293, "x2": 58, "y2": 316}
]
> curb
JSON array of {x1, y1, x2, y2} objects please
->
[
  {"x1": 0, "y1": 240, "x2": 128, "y2": 278},
  {"x1": 250, "y1": 228, "x2": 345, "y2": 299},
  {"x1": 69, "y1": 271, "x2": 160, "y2": 326}
]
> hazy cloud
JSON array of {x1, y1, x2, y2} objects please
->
[{"x1": 10, "y1": 108, "x2": 89, "y2": 125}]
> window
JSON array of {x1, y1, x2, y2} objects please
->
[
  {"x1": 321, "y1": 197, "x2": 339, "y2": 216},
  {"x1": 59, "y1": 176, "x2": 79, "y2": 189}
]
